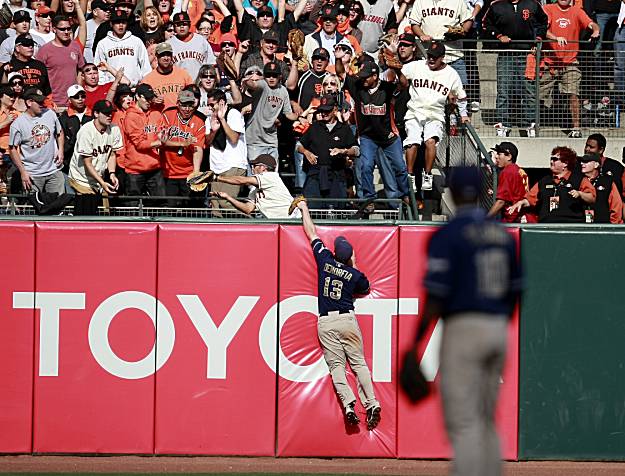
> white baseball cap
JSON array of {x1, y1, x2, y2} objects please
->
[
  {"x1": 67, "y1": 84, "x2": 85, "y2": 98},
  {"x1": 7, "y1": 72, "x2": 24, "y2": 82}
]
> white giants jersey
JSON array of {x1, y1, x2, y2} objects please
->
[
  {"x1": 402, "y1": 60, "x2": 466, "y2": 122},
  {"x1": 94, "y1": 31, "x2": 152, "y2": 86},
  {"x1": 168, "y1": 33, "x2": 216, "y2": 79},
  {"x1": 408, "y1": 0, "x2": 472, "y2": 61}
]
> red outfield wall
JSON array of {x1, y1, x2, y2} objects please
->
[{"x1": 0, "y1": 222, "x2": 519, "y2": 458}]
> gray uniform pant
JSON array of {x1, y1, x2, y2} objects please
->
[
  {"x1": 440, "y1": 313, "x2": 508, "y2": 476},
  {"x1": 317, "y1": 311, "x2": 379, "y2": 411}
]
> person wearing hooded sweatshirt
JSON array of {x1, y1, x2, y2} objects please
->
[{"x1": 94, "y1": 9, "x2": 151, "y2": 86}]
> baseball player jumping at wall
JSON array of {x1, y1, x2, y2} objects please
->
[{"x1": 294, "y1": 197, "x2": 382, "y2": 430}]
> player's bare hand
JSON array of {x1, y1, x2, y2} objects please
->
[
  {"x1": 499, "y1": 35, "x2": 511, "y2": 43},
  {"x1": 329, "y1": 147, "x2": 344, "y2": 156},
  {"x1": 334, "y1": 47, "x2": 345, "y2": 60},
  {"x1": 296, "y1": 200, "x2": 308, "y2": 211},
  {"x1": 569, "y1": 189, "x2": 581, "y2": 199},
  {"x1": 304, "y1": 150, "x2": 318, "y2": 165},
  {"x1": 98, "y1": 61, "x2": 109, "y2": 71},
  {"x1": 241, "y1": 104, "x2": 252, "y2": 115},
  {"x1": 556, "y1": 36, "x2": 567, "y2": 46}
]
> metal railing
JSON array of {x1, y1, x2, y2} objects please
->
[
  {"x1": 438, "y1": 120, "x2": 497, "y2": 211},
  {"x1": 0, "y1": 195, "x2": 412, "y2": 221},
  {"x1": 446, "y1": 39, "x2": 624, "y2": 139}
]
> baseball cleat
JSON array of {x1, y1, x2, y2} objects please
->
[
  {"x1": 366, "y1": 406, "x2": 381, "y2": 430},
  {"x1": 345, "y1": 403, "x2": 360, "y2": 425}
]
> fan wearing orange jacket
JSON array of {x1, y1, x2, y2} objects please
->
[
  {"x1": 122, "y1": 83, "x2": 167, "y2": 204},
  {"x1": 159, "y1": 89, "x2": 206, "y2": 206}
]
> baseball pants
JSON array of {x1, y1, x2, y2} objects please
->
[
  {"x1": 440, "y1": 313, "x2": 508, "y2": 476},
  {"x1": 317, "y1": 311, "x2": 379, "y2": 411}
]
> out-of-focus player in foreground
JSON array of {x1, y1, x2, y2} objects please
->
[
  {"x1": 295, "y1": 198, "x2": 382, "y2": 430},
  {"x1": 412, "y1": 166, "x2": 522, "y2": 476}
]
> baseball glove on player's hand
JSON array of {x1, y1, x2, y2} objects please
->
[
  {"x1": 399, "y1": 347, "x2": 431, "y2": 404},
  {"x1": 186, "y1": 171, "x2": 214, "y2": 192},
  {"x1": 382, "y1": 49, "x2": 403, "y2": 70},
  {"x1": 288, "y1": 195, "x2": 307, "y2": 215},
  {"x1": 444, "y1": 24, "x2": 466, "y2": 41}
]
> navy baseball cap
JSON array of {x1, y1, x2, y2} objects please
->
[
  {"x1": 334, "y1": 236, "x2": 353, "y2": 264},
  {"x1": 449, "y1": 166, "x2": 480, "y2": 201}
]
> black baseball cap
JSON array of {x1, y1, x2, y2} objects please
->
[
  {"x1": 320, "y1": 6, "x2": 337, "y2": 20},
  {"x1": 114, "y1": 83, "x2": 132, "y2": 97},
  {"x1": 172, "y1": 11, "x2": 190, "y2": 23},
  {"x1": 256, "y1": 5, "x2": 273, "y2": 17},
  {"x1": 110, "y1": 9, "x2": 129, "y2": 22},
  {"x1": 427, "y1": 42, "x2": 446, "y2": 58},
  {"x1": 13, "y1": 10, "x2": 31, "y2": 23},
  {"x1": 356, "y1": 61, "x2": 379, "y2": 79},
  {"x1": 317, "y1": 94, "x2": 337, "y2": 112},
  {"x1": 398, "y1": 32, "x2": 416, "y2": 46},
  {"x1": 491, "y1": 141, "x2": 518, "y2": 162},
  {"x1": 262, "y1": 29, "x2": 279, "y2": 42},
  {"x1": 91, "y1": 0, "x2": 109, "y2": 10},
  {"x1": 580, "y1": 153, "x2": 601, "y2": 164},
  {"x1": 14, "y1": 34, "x2": 34, "y2": 47},
  {"x1": 23, "y1": 88, "x2": 46, "y2": 103},
  {"x1": 135, "y1": 83, "x2": 156, "y2": 100},
  {"x1": 250, "y1": 154, "x2": 277, "y2": 170},
  {"x1": 93, "y1": 99, "x2": 114, "y2": 115},
  {"x1": 311, "y1": 47, "x2": 329, "y2": 60},
  {"x1": 263, "y1": 61, "x2": 281, "y2": 76}
]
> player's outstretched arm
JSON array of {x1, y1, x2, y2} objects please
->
[{"x1": 298, "y1": 201, "x2": 319, "y2": 242}]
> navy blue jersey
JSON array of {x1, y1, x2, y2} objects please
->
[
  {"x1": 424, "y1": 207, "x2": 523, "y2": 317},
  {"x1": 311, "y1": 238, "x2": 370, "y2": 316}
]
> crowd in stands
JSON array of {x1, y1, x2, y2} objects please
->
[{"x1": 0, "y1": 0, "x2": 622, "y2": 221}]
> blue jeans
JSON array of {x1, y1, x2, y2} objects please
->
[
  {"x1": 595, "y1": 13, "x2": 619, "y2": 51},
  {"x1": 496, "y1": 52, "x2": 537, "y2": 127},
  {"x1": 614, "y1": 26, "x2": 625, "y2": 97},
  {"x1": 293, "y1": 143, "x2": 307, "y2": 190},
  {"x1": 449, "y1": 58, "x2": 468, "y2": 86},
  {"x1": 359, "y1": 135, "x2": 409, "y2": 201}
]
